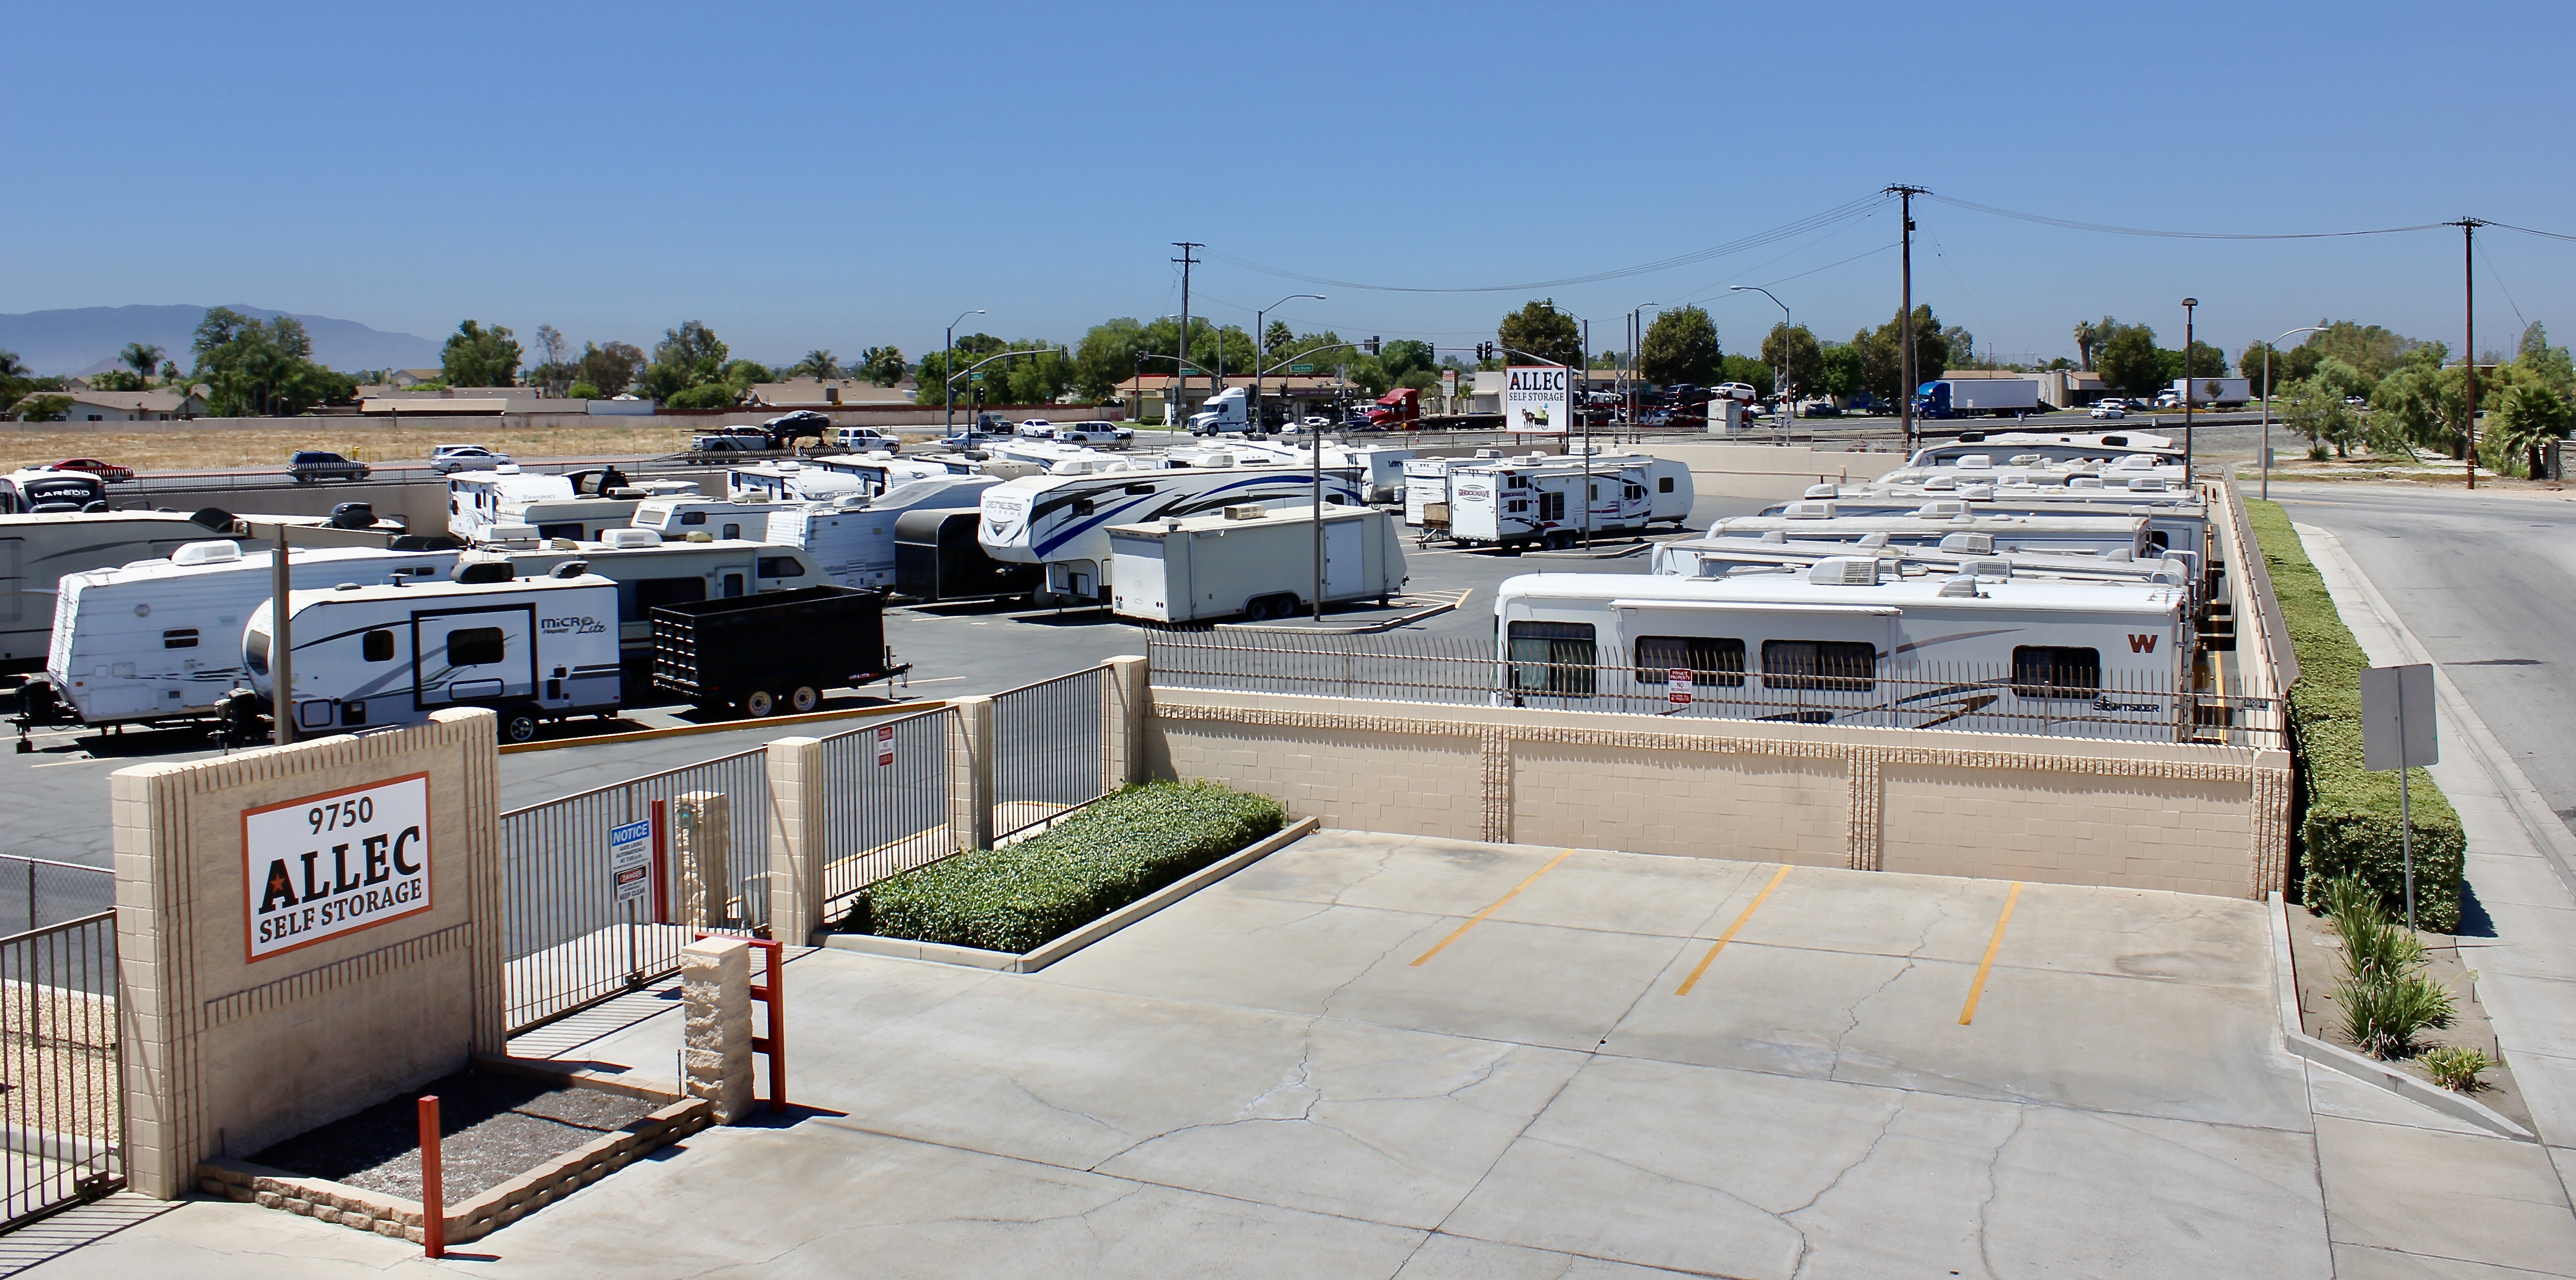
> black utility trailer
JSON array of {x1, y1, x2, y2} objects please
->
[
  {"x1": 650, "y1": 586, "x2": 909, "y2": 718},
  {"x1": 895, "y1": 508, "x2": 1043, "y2": 602}
]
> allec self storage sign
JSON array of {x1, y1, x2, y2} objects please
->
[{"x1": 241, "y1": 774, "x2": 432, "y2": 961}]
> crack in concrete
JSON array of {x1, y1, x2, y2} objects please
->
[
  {"x1": 1781, "y1": 1093, "x2": 1911, "y2": 1280},
  {"x1": 1970, "y1": 1105, "x2": 2029, "y2": 1280}
]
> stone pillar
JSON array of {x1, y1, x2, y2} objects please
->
[
  {"x1": 764, "y1": 737, "x2": 827, "y2": 945},
  {"x1": 672, "y1": 791, "x2": 731, "y2": 928},
  {"x1": 946, "y1": 697, "x2": 995, "y2": 852},
  {"x1": 1102, "y1": 655, "x2": 1148, "y2": 791},
  {"x1": 679, "y1": 936, "x2": 754, "y2": 1124}
]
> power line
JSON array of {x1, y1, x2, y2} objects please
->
[
  {"x1": 2481, "y1": 219, "x2": 2576, "y2": 244},
  {"x1": 1920, "y1": 192, "x2": 2447, "y2": 240},
  {"x1": 1201, "y1": 195, "x2": 1893, "y2": 293}
]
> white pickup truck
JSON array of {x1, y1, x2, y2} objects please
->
[{"x1": 1052, "y1": 421, "x2": 1134, "y2": 449}]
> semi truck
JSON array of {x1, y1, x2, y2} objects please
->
[
  {"x1": 1186, "y1": 387, "x2": 1254, "y2": 436},
  {"x1": 1365, "y1": 388, "x2": 1421, "y2": 430},
  {"x1": 1107, "y1": 504, "x2": 1406, "y2": 623},
  {"x1": 1913, "y1": 378, "x2": 2040, "y2": 419},
  {"x1": 2170, "y1": 377, "x2": 2253, "y2": 408}
]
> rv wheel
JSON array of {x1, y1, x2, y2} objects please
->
[
  {"x1": 742, "y1": 688, "x2": 779, "y2": 718},
  {"x1": 502, "y1": 708, "x2": 542, "y2": 743},
  {"x1": 788, "y1": 684, "x2": 821, "y2": 715}
]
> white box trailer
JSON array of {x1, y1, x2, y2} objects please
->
[
  {"x1": 245, "y1": 570, "x2": 622, "y2": 743},
  {"x1": 1447, "y1": 461, "x2": 1654, "y2": 549},
  {"x1": 37, "y1": 541, "x2": 457, "y2": 728},
  {"x1": 1108, "y1": 504, "x2": 1406, "y2": 623}
]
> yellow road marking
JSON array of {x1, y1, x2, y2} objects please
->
[
  {"x1": 1958, "y1": 882, "x2": 2024, "y2": 1025},
  {"x1": 1410, "y1": 848, "x2": 1573, "y2": 966},
  {"x1": 1676, "y1": 864, "x2": 1790, "y2": 995}
]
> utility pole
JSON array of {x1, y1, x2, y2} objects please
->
[
  {"x1": 2451, "y1": 219, "x2": 2484, "y2": 490},
  {"x1": 1886, "y1": 186, "x2": 1926, "y2": 453},
  {"x1": 271, "y1": 524, "x2": 295, "y2": 745},
  {"x1": 2181, "y1": 298, "x2": 2198, "y2": 482},
  {"x1": 1173, "y1": 243, "x2": 1201, "y2": 430}
]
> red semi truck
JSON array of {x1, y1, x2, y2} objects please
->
[{"x1": 1365, "y1": 387, "x2": 1421, "y2": 430}]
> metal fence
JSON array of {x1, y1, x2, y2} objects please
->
[
  {"x1": 0, "y1": 858, "x2": 115, "y2": 937},
  {"x1": 991, "y1": 668, "x2": 1110, "y2": 840},
  {"x1": 0, "y1": 911, "x2": 120, "y2": 1230},
  {"x1": 499, "y1": 748, "x2": 771, "y2": 1035},
  {"x1": 816, "y1": 707, "x2": 955, "y2": 911},
  {"x1": 1148, "y1": 631, "x2": 2281, "y2": 748}
]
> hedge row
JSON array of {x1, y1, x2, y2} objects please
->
[
  {"x1": 847, "y1": 780, "x2": 1287, "y2": 954},
  {"x1": 2243, "y1": 499, "x2": 2463, "y2": 931}
]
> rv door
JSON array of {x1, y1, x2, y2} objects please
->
[{"x1": 413, "y1": 605, "x2": 539, "y2": 707}]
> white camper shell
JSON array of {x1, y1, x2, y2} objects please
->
[
  {"x1": 1446, "y1": 460, "x2": 1654, "y2": 549},
  {"x1": 1493, "y1": 566, "x2": 2193, "y2": 741},
  {"x1": 1107, "y1": 504, "x2": 1406, "y2": 623},
  {"x1": 43, "y1": 542, "x2": 456, "y2": 727},
  {"x1": 979, "y1": 464, "x2": 1365, "y2": 603}
]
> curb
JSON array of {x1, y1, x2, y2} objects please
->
[{"x1": 823, "y1": 816, "x2": 1320, "y2": 973}]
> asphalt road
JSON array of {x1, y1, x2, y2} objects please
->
[{"x1": 2271, "y1": 482, "x2": 2576, "y2": 830}]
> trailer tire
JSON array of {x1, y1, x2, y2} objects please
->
[
  {"x1": 742, "y1": 688, "x2": 779, "y2": 718},
  {"x1": 501, "y1": 707, "x2": 542, "y2": 744},
  {"x1": 788, "y1": 683, "x2": 821, "y2": 715}
]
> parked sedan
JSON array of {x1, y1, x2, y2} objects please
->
[
  {"x1": 286, "y1": 450, "x2": 370, "y2": 484},
  {"x1": 47, "y1": 457, "x2": 134, "y2": 483},
  {"x1": 2089, "y1": 402, "x2": 2127, "y2": 420},
  {"x1": 428, "y1": 444, "x2": 512, "y2": 474}
]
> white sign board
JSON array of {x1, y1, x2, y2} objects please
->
[
  {"x1": 1504, "y1": 365, "x2": 1570, "y2": 434},
  {"x1": 608, "y1": 818, "x2": 653, "y2": 904},
  {"x1": 1667, "y1": 668, "x2": 1692, "y2": 705},
  {"x1": 2360, "y1": 663, "x2": 2438, "y2": 770},
  {"x1": 244, "y1": 773, "x2": 432, "y2": 962}
]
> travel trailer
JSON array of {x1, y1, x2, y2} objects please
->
[
  {"x1": 0, "y1": 510, "x2": 250, "y2": 672},
  {"x1": 627, "y1": 496, "x2": 793, "y2": 542},
  {"x1": 0, "y1": 468, "x2": 107, "y2": 514},
  {"x1": 1444, "y1": 460, "x2": 1654, "y2": 550},
  {"x1": 1708, "y1": 506, "x2": 2154, "y2": 559},
  {"x1": 1905, "y1": 431, "x2": 2181, "y2": 469},
  {"x1": 978, "y1": 463, "x2": 1365, "y2": 603},
  {"x1": 246, "y1": 568, "x2": 622, "y2": 743},
  {"x1": 447, "y1": 468, "x2": 696, "y2": 545},
  {"x1": 1648, "y1": 532, "x2": 2191, "y2": 588},
  {"x1": 762, "y1": 475, "x2": 1002, "y2": 590}
]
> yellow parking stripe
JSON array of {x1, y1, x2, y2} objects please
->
[
  {"x1": 1958, "y1": 882, "x2": 2024, "y2": 1025},
  {"x1": 1676, "y1": 864, "x2": 1791, "y2": 995},
  {"x1": 1410, "y1": 849, "x2": 1573, "y2": 966}
]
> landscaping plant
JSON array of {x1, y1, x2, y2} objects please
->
[
  {"x1": 2322, "y1": 875, "x2": 2456, "y2": 1060},
  {"x1": 850, "y1": 780, "x2": 1286, "y2": 954},
  {"x1": 2420, "y1": 1045, "x2": 2494, "y2": 1093}
]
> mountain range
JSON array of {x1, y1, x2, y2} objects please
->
[{"x1": 0, "y1": 305, "x2": 444, "y2": 376}]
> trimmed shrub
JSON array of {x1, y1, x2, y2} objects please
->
[
  {"x1": 2244, "y1": 499, "x2": 2464, "y2": 931},
  {"x1": 849, "y1": 780, "x2": 1286, "y2": 954}
]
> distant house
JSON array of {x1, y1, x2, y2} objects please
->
[
  {"x1": 744, "y1": 378, "x2": 912, "y2": 408},
  {"x1": 386, "y1": 368, "x2": 444, "y2": 388},
  {"x1": 41, "y1": 389, "x2": 210, "y2": 421},
  {"x1": 2034, "y1": 369, "x2": 2109, "y2": 409},
  {"x1": 355, "y1": 386, "x2": 565, "y2": 414}
]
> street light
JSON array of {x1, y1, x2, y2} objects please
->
[
  {"x1": 1253, "y1": 294, "x2": 1324, "y2": 436},
  {"x1": 1732, "y1": 285, "x2": 1792, "y2": 437},
  {"x1": 2181, "y1": 298, "x2": 2198, "y2": 481},
  {"x1": 1625, "y1": 303, "x2": 1660, "y2": 432},
  {"x1": 2260, "y1": 324, "x2": 2329, "y2": 500},
  {"x1": 944, "y1": 309, "x2": 985, "y2": 432}
]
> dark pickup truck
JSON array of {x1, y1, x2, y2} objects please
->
[{"x1": 649, "y1": 586, "x2": 909, "y2": 718}]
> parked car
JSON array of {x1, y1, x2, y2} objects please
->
[
  {"x1": 1053, "y1": 421, "x2": 1134, "y2": 449},
  {"x1": 1713, "y1": 382, "x2": 1760, "y2": 403},
  {"x1": 1300, "y1": 415, "x2": 1331, "y2": 429},
  {"x1": 2345, "y1": 396, "x2": 2369, "y2": 408},
  {"x1": 832, "y1": 426, "x2": 904, "y2": 452},
  {"x1": 47, "y1": 457, "x2": 133, "y2": 483},
  {"x1": 428, "y1": 444, "x2": 512, "y2": 475},
  {"x1": 1799, "y1": 402, "x2": 1843, "y2": 419},
  {"x1": 1015, "y1": 418, "x2": 1057, "y2": 438},
  {"x1": 763, "y1": 410, "x2": 833, "y2": 449},
  {"x1": 2089, "y1": 402, "x2": 2127, "y2": 420},
  {"x1": 286, "y1": 450, "x2": 370, "y2": 484},
  {"x1": 690, "y1": 433, "x2": 771, "y2": 454}
]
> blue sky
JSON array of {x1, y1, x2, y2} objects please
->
[{"x1": 7, "y1": 1, "x2": 2571, "y2": 368}]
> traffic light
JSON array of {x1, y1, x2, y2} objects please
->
[
  {"x1": 972, "y1": 388, "x2": 986, "y2": 407},
  {"x1": 1364, "y1": 336, "x2": 1380, "y2": 356},
  {"x1": 1476, "y1": 341, "x2": 1495, "y2": 362}
]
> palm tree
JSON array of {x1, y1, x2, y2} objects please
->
[
  {"x1": 794, "y1": 349, "x2": 841, "y2": 380},
  {"x1": 2072, "y1": 321, "x2": 2100, "y2": 372},
  {"x1": 121, "y1": 342, "x2": 166, "y2": 380},
  {"x1": 2492, "y1": 383, "x2": 2574, "y2": 478}
]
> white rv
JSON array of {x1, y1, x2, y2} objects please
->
[
  {"x1": 1189, "y1": 439, "x2": 1419, "y2": 503},
  {"x1": 1107, "y1": 504, "x2": 1407, "y2": 623},
  {"x1": 1905, "y1": 431, "x2": 2182, "y2": 468},
  {"x1": 1512, "y1": 450, "x2": 1695, "y2": 525},
  {"x1": 1709, "y1": 506, "x2": 2153, "y2": 559},
  {"x1": 447, "y1": 469, "x2": 697, "y2": 545},
  {"x1": 762, "y1": 475, "x2": 1002, "y2": 590},
  {"x1": 0, "y1": 510, "x2": 252, "y2": 672},
  {"x1": 1649, "y1": 532, "x2": 2191, "y2": 589},
  {"x1": 1773, "y1": 487, "x2": 2208, "y2": 572},
  {"x1": 36, "y1": 542, "x2": 456, "y2": 728},
  {"x1": 628, "y1": 496, "x2": 792, "y2": 543},
  {"x1": 246, "y1": 570, "x2": 622, "y2": 743},
  {"x1": 1446, "y1": 460, "x2": 1654, "y2": 550},
  {"x1": 0, "y1": 469, "x2": 108, "y2": 514},
  {"x1": 728, "y1": 460, "x2": 870, "y2": 504},
  {"x1": 1492, "y1": 563, "x2": 2193, "y2": 740},
  {"x1": 978, "y1": 463, "x2": 1365, "y2": 603}
]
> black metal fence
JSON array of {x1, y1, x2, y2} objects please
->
[
  {"x1": 0, "y1": 911, "x2": 120, "y2": 1230},
  {"x1": 1147, "y1": 631, "x2": 2280, "y2": 748},
  {"x1": 0, "y1": 858, "x2": 114, "y2": 937},
  {"x1": 991, "y1": 669, "x2": 1111, "y2": 839},
  {"x1": 816, "y1": 707, "x2": 955, "y2": 911},
  {"x1": 499, "y1": 748, "x2": 771, "y2": 1035}
]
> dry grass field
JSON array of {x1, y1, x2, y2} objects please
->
[{"x1": 0, "y1": 423, "x2": 757, "y2": 472}]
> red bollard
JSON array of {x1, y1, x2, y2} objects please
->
[{"x1": 418, "y1": 1095, "x2": 445, "y2": 1257}]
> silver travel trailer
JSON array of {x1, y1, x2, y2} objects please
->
[
  {"x1": 1107, "y1": 504, "x2": 1407, "y2": 623},
  {"x1": 0, "y1": 509, "x2": 249, "y2": 672},
  {"x1": 728, "y1": 455, "x2": 973, "y2": 504},
  {"x1": 246, "y1": 570, "x2": 622, "y2": 743},
  {"x1": 1648, "y1": 532, "x2": 2192, "y2": 589},
  {"x1": 627, "y1": 496, "x2": 793, "y2": 542},
  {"x1": 1492, "y1": 563, "x2": 2195, "y2": 741},
  {"x1": 1445, "y1": 460, "x2": 1655, "y2": 549},
  {"x1": 762, "y1": 475, "x2": 1003, "y2": 590},
  {"x1": 35, "y1": 542, "x2": 458, "y2": 728},
  {"x1": 1510, "y1": 450, "x2": 1695, "y2": 524},
  {"x1": 1905, "y1": 430, "x2": 2182, "y2": 469},
  {"x1": 978, "y1": 463, "x2": 1365, "y2": 603},
  {"x1": 1771, "y1": 486, "x2": 2210, "y2": 575},
  {"x1": 447, "y1": 468, "x2": 697, "y2": 545},
  {"x1": 1709, "y1": 506, "x2": 2154, "y2": 559}
]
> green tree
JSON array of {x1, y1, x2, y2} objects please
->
[
  {"x1": 1072, "y1": 317, "x2": 1150, "y2": 401},
  {"x1": 89, "y1": 369, "x2": 150, "y2": 392},
  {"x1": 719, "y1": 358, "x2": 774, "y2": 389},
  {"x1": 525, "y1": 325, "x2": 572, "y2": 393},
  {"x1": 2301, "y1": 320, "x2": 2423, "y2": 383},
  {"x1": 120, "y1": 342, "x2": 165, "y2": 380},
  {"x1": 440, "y1": 320, "x2": 521, "y2": 387},
  {"x1": 2491, "y1": 383, "x2": 2573, "y2": 478},
  {"x1": 792, "y1": 349, "x2": 842, "y2": 380},
  {"x1": 567, "y1": 381, "x2": 604, "y2": 400},
  {"x1": 1851, "y1": 305, "x2": 1949, "y2": 404},
  {"x1": 1815, "y1": 342, "x2": 1867, "y2": 402},
  {"x1": 2280, "y1": 376, "x2": 2364, "y2": 457},
  {"x1": 645, "y1": 321, "x2": 728, "y2": 401},
  {"x1": 2094, "y1": 323, "x2": 2166, "y2": 399},
  {"x1": 2240, "y1": 342, "x2": 2291, "y2": 397},
  {"x1": 1760, "y1": 323, "x2": 1823, "y2": 400},
  {"x1": 9, "y1": 394, "x2": 72, "y2": 422},
  {"x1": 1262, "y1": 320, "x2": 1294, "y2": 357},
  {"x1": 1498, "y1": 299, "x2": 1583, "y2": 370},
  {"x1": 1640, "y1": 305, "x2": 1721, "y2": 386},
  {"x1": 1720, "y1": 354, "x2": 1774, "y2": 399},
  {"x1": 574, "y1": 341, "x2": 645, "y2": 397},
  {"x1": 664, "y1": 383, "x2": 738, "y2": 410},
  {"x1": 1380, "y1": 340, "x2": 1437, "y2": 386},
  {"x1": 2072, "y1": 320, "x2": 2101, "y2": 371},
  {"x1": 858, "y1": 346, "x2": 907, "y2": 387},
  {"x1": 189, "y1": 308, "x2": 356, "y2": 416}
]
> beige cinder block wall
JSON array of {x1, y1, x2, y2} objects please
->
[
  {"x1": 1146, "y1": 688, "x2": 2289, "y2": 899},
  {"x1": 113, "y1": 708, "x2": 502, "y2": 1199}
]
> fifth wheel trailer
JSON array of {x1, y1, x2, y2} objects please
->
[{"x1": 1108, "y1": 505, "x2": 1406, "y2": 623}]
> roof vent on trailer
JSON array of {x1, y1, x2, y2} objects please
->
[
  {"x1": 1809, "y1": 556, "x2": 1879, "y2": 586},
  {"x1": 1222, "y1": 504, "x2": 1268, "y2": 520},
  {"x1": 453, "y1": 559, "x2": 514, "y2": 584},
  {"x1": 1914, "y1": 500, "x2": 1970, "y2": 518},
  {"x1": 2114, "y1": 453, "x2": 2159, "y2": 469},
  {"x1": 1956, "y1": 454, "x2": 1994, "y2": 471},
  {"x1": 2125, "y1": 476, "x2": 2169, "y2": 492},
  {"x1": 601, "y1": 528, "x2": 662, "y2": 549},
  {"x1": 1782, "y1": 501, "x2": 1834, "y2": 518},
  {"x1": 1963, "y1": 558, "x2": 2012, "y2": 579},
  {"x1": 1758, "y1": 530, "x2": 1786, "y2": 543},
  {"x1": 1922, "y1": 475, "x2": 1957, "y2": 491},
  {"x1": 1936, "y1": 575, "x2": 1982, "y2": 598},
  {"x1": 2070, "y1": 476, "x2": 2106, "y2": 489},
  {"x1": 1804, "y1": 483, "x2": 1839, "y2": 499},
  {"x1": 1856, "y1": 532, "x2": 1889, "y2": 548},
  {"x1": 1961, "y1": 484, "x2": 1996, "y2": 500},
  {"x1": 170, "y1": 540, "x2": 241, "y2": 567},
  {"x1": 1937, "y1": 532, "x2": 1995, "y2": 554},
  {"x1": 551, "y1": 560, "x2": 589, "y2": 578}
]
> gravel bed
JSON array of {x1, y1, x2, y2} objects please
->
[{"x1": 249, "y1": 1069, "x2": 659, "y2": 1202}]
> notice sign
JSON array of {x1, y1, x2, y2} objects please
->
[
  {"x1": 609, "y1": 818, "x2": 653, "y2": 904},
  {"x1": 243, "y1": 773, "x2": 432, "y2": 961},
  {"x1": 1504, "y1": 365, "x2": 1569, "y2": 433},
  {"x1": 1668, "y1": 668, "x2": 1692, "y2": 705},
  {"x1": 876, "y1": 725, "x2": 895, "y2": 767}
]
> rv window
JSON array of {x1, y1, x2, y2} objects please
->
[
  {"x1": 363, "y1": 629, "x2": 396, "y2": 662},
  {"x1": 1072, "y1": 498, "x2": 1096, "y2": 516},
  {"x1": 1634, "y1": 636, "x2": 1745, "y2": 687},
  {"x1": 1506, "y1": 621, "x2": 1595, "y2": 698},
  {"x1": 161, "y1": 628, "x2": 200, "y2": 650},
  {"x1": 1506, "y1": 476, "x2": 1528, "y2": 489},
  {"x1": 681, "y1": 511, "x2": 706, "y2": 525},
  {"x1": 1507, "y1": 500, "x2": 1529, "y2": 513},
  {"x1": 1125, "y1": 483, "x2": 1154, "y2": 495},
  {"x1": 1625, "y1": 485, "x2": 1645, "y2": 500},
  {"x1": 1538, "y1": 492, "x2": 1566, "y2": 522},
  {"x1": 537, "y1": 523, "x2": 585, "y2": 541},
  {"x1": 2010, "y1": 646, "x2": 2101, "y2": 697},
  {"x1": 1761, "y1": 640, "x2": 1877, "y2": 691},
  {"x1": 722, "y1": 525, "x2": 741, "y2": 540},
  {"x1": 246, "y1": 632, "x2": 269, "y2": 675},
  {"x1": 449, "y1": 627, "x2": 505, "y2": 666},
  {"x1": 1659, "y1": 478, "x2": 1675, "y2": 493},
  {"x1": 621, "y1": 577, "x2": 707, "y2": 620},
  {"x1": 756, "y1": 557, "x2": 806, "y2": 578},
  {"x1": 722, "y1": 574, "x2": 746, "y2": 598}
]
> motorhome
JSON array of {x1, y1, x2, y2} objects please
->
[
  {"x1": 762, "y1": 474, "x2": 1002, "y2": 590},
  {"x1": 447, "y1": 468, "x2": 696, "y2": 544},
  {"x1": 1492, "y1": 563, "x2": 2193, "y2": 740},
  {"x1": 34, "y1": 542, "x2": 457, "y2": 728},
  {"x1": 1905, "y1": 431, "x2": 2181, "y2": 469},
  {"x1": 1445, "y1": 460, "x2": 1655, "y2": 550},
  {"x1": 1709, "y1": 506, "x2": 2154, "y2": 559},
  {"x1": 246, "y1": 568, "x2": 622, "y2": 743},
  {"x1": 978, "y1": 463, "x2": 1365, "y2": 603},
  {"x1": 628, "y1": 496, "x2": 793, "y2": 542},
  {"x1": 1648, "y1": 532, "x2": 2190, "y2": 589},
  {"x1": 1195, "y1": 439, "x2": 1419, "y2": 503},
  {"x1": 0, "y1": 469, "x2": 107, "y2": 514}
]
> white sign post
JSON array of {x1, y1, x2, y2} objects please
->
[
  {"x1": 1504, "y1": 365, "x2": 1570, "y2": 435},
  {"x1": 242, "y1": 773, "x2": 433, "y2": 962},
  {"x1": 2360, "y1": 663, "x2": 2438, "y2": 931}
]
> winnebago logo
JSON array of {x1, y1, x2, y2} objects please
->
[
  {"x1": 540, "y1": 616, "x2": 608, "y2": 635},
  {"x1": 2128, "y1": 633, "x2": 2159, "y2": 653}
]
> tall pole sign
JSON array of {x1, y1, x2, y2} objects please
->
[{"x1": 1504, "y1": 365, "x2": 1570, "y2": 435}]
